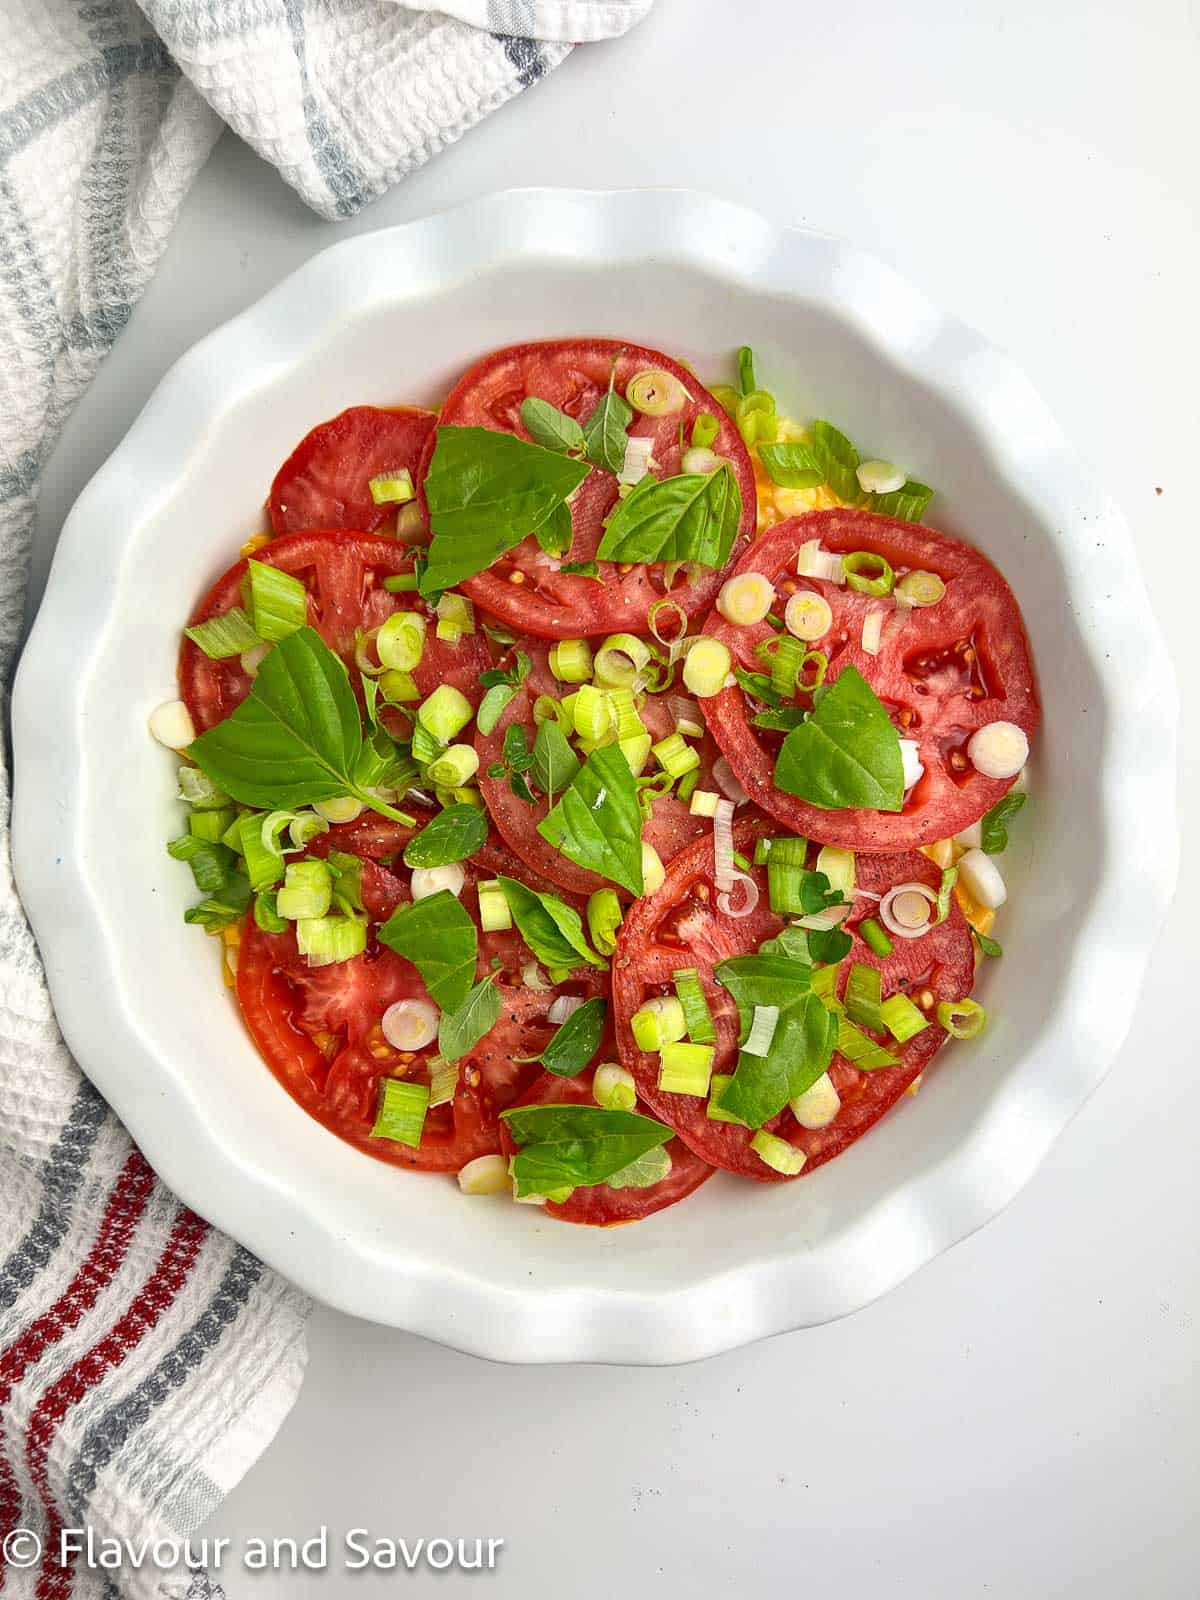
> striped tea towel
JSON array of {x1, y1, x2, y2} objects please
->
[{"x1": 0, "y1": 0, "x2": 653, "y2": 1594}]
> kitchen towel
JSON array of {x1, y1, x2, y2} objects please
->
[{"x1": 0, "y1": 1, "x2": 651, "y2": 1594}]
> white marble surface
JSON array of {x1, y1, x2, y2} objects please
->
[{"x1": 30, "y1": 0, "x2": 1197, "y2": 1593}]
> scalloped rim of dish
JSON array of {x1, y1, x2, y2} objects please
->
[{"x1": 12, "y1": 190, "x2": 1178, "y2": 1363}]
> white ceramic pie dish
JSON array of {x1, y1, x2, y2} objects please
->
[{"x1": 12, "y1": 189, "x2": 1177, "y2": 1363}]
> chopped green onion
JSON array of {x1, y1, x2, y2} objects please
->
[
  {"x1": 651, "y1": 731, "x2": 700, "y2": 780},
  {"x1": 706, "y1": 1074, "x2": 747, "y2": 1125},
  {"x1": 673, "y1": 968, "x2": 716, "y2": 1045},
  {"x1": 607, "y1": 687, "x2": 646, "y2": 741},
  {"x1": 368, "y1": 468, "x2": 415, "y2": 506},
  {"x1": 691, "y1": 412, "x2": 719, "y2": 450},
  {"x1": 235, "y1": 812, "x2": 284, "y2": 892},
  {"x1": 841, "y1": 550, "x2": 895, "y2": 597},
  {"x1": 766, "y1": 835, "x2": 810, "y2": 915},
  {"x1": 532, "y1": 693, "x2": 566, "y2": 728},
  {"x1": 167, "y1": 834, "x2": 236, "y2": 894},
  {"x1": 412, "y1": 722, "x2": 443, "y2": 767},
  {"x1": 709, "y1": 384, "x2": 740, "y2": 418},
  {"x1": 177, "y1": 766, "x2": 229, "y2": 810},
  {"x1": 657, "y1": 1041, "x2": 714, "y2": 1097},
  {"x1": 380, "y1": 669, "x2": 419, "y2": 703},
  {"x1": 371, "y1": 1078, "x2": 429, "y2": 1147},
  {"x1": 253, "y1": 891, "x2": 288, "y2": 933},
  {"x1": 717, "y1": 571, "x2": 774, "y2": 627},
  {"x1": 737, "y1": 346, "x2": 757, "y2": 396},
  {"x1": 835, "y1": 1015, "x2": 897, "y2": 1071},
  {"x1": 810, "y1": 961, "x2": 841, "y2": 1002},
  {"x1": 587, "y1": 889, "x2": 624, "y2": 957},
  {"x1": 429, "y1": 1058, "x2": 459, "y2": 1108},
  {"x1": 594, "y1": 633, "x2": 651, "y2": 689},
  {"x1": 619, "y1": 732, "x2": 652, "y2": 774},
  {"x1": 936, "y1": 998, "x2": 988, "y2": 1039},
  {"x1": 895, "y1": 569, "x2": 945, "y2": 606},
  {"x1": 288, "y1": 811, "x2": 328, "y2": 852},
  {"x1": 627, "y1": 369, "x2": 687, "y2": 416},
  {"x1": 593, "y1": 1062, "x2": 637, "y2": 1112},
  {"x1": 769, "y1": 634, "x2": 805, "y2": 698},
  {"x1": 815, "y1": 845, "x2": 855, "y2": 898},
  {"x1": 478, "y1": 879, "x2": 512, "y2": 932},
  {"x1": 296, "y1": 914, "x2": 367, "y2": 967},
  {"x1": 242, "y1": 560, "x2": 307, "y2": 642},
  {"x1": 844, "y1": 963, "x2": 883, "y2": 1033},
  {"x1": 184, "y1": 606, "x2": 262, "y2": 660},
  {"x1": 417, "y1": 684, "x2": 473, "y2": 742},
  {"x1": 753, "y1": 835, "x2": 787, "y2": 867},
  {"x1": 736, "y1": 392, "x2": 777, "y2": 446},
  {"x1": 377, "y1": 611, "x2": 426, "y2": 672},
  {"x1": 749, "y1": 1130, "x2": 806, "y2": 1175},
  {"x1": 676, "y1": 768, "x2": 700, "y2": 804},
  {"x1": 573, "y1": 683, "x2": 613, "y2": 743},
  {"x1": 276, "y1": 859, "x2": 332, "y2": 921},
  {"x1": 681, "y1": 637, "x2": 731, "y2": 698},
  {"x1": 799, "y1": 650, "x2": 828, "y2": 692},
  {"x1": 426, "y1": 744, "x2": 479, "y2": 789},
  {"x1": 647, "y1": 597, "x2": 688, "y2": 647},
  {"x1": 934, "y1": 866, "x2": 959, "y2": 924},
  {"x1": 630, "y1": 995, "x2": 688, "y2": 1053},
  {"x1": 435, "y1": 592, "x2": 476, "y2": 642},
  {"x1": 642, "y1": 841, "x2": 666, "y2": 896},
  {"x1": 382, "y1": 573, "x2": 419, "y2": 593},
  {"x1": 860, "y1": 918, "x2": 894, "y2": 958},
  {"x1": 188, "y1": 807, "x2": 236, "y2": 843},
  {"x1": 879, "y1": 993, "x2": 929, "y2": 1043},
  {"x1": 548, "y1": 639, "x2": 593, "y2": 683}
]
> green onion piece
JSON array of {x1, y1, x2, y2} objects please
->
[
  {"x1": 676, "y1": 767, "x2": 701, "y2": 805},
  {"x1": 184, "y1": 606, "x2": 262, "y2": 661},
  {"x1": 382, "y1": 573, "x2": 419, "y2": 593},
  {"x1": 288, "y1": 811, "x2": 328, "y2": 852},
  {"x1": 220, "y1": 814, "x2": 243, "y2": 850},
  {"x1": 841, "y1": 550, "x2": 895, "y2": 598},
  {"x1": 753, "y1": 835, "x2": 790, "y2": 867},
  {"x1": 681, "y1": 637, "x2": 732, "y2": 698},
  {"x1": 934, "y1": 866, "x2": 959, "y2": 925},
  {"x1": 182, "y1": 875, "x2": 251, "y2": 932},
  {"x1": 253, "y1": 891, "x2": 288, "y2": 933},
  {"x1": 815, "y1": 845, "x2": 855, "y2": 898},
  {"x1": 657, "y1": 1041, "x2": 714, "y2": 1097},
  {"x1": 630, "y1": 995, "x2": 688, "y2": 1053},
  {"x1": 593, "y1": 1063, "x2": 637, "y2": 1112},
  {"x1": 860, "y1": 918, "x2": 894, "y2": 958},
  {"x1": 620, "y1": 732, "x2": 652, "y2": 775},
  {"x1": 844, "y1": 962, "x2": 883, "y2": 1033},
  {"x1": 532, "y1": 693, "x2": 565, "y2": 728},
  {"x1": 242, "y1": 560, "x2": 307, "y2": 642},
  {"x1": 936, "y1": 998, "x2": 988, "y2": 1039},
  {"x1": 296, "y1": 914, "x2": 367, "y2": 967},
  {"x1": 651, "y1": 732, "x2": 700, "y2": 780},
  {"x1": 736, "y1": 392, "x2": 777, "y2": 446},
  {"x1": 177, "y1": 766, "x2": 229, "y2": 810},
  {"x1": 380, "y1": 669, "x2": 419, "y2": 704},
  {"x1": 417, "y1": 684, "x2": 473, "y2": 743},
  {"x1": 765, "y1": 835, "x2": 811, "y2": 915},
  {"x1": 426, "y1": 744, "x2": 479, "y2": 789},
  {"x1": 188, "y1": 807, "x2": 236, "y2": 843},
  {"x1": 235, "y1": 812, "x2": 284, "y2": 892},
  {"x1": 435, "y1": 592, "x2": 476, "y2": 642},
  {"x1": 769, "y1": 634, "x2": 805, "y2": 698},
  {"x1": 607, "y1": 686, "x2": 646, "y2": 742},
  {"x1": 749, "y1": 1130, "x2": 806, "y2": 1175},
  {"x1": 593, "y1": 633, "x2": 651, "y2": 689},
  {"x1": 428, "y1": 1058, "x2": 458, "y2": 1108},
  {"x1": 478, "y1": 879, "x2": 512, "y2": 933},
  {"x1": 737, "y1": 346, "x2": 757, "y2": 396},
  {"x1": 895, "y1": 569, "x2": 945, "y2": 606},
  {"x1": 368, "y1": 468, "x2": 414, "y2": 506},
  {"x1": 879, "y1": 992, "x2": 929, "y2": 1044},
  {"x1": 587, "y1": 889, "x2": 624, "y2": 957},
  {"x1": 706, "y1": 1074, "x2": 747, "y2": 1125},
  {"x1": 411, "y1": 722, "x2": 443, "y2": 767},
  {"x1": 799, "y1": 650, "x2": 828, "y2": 692},
  {"x1": 548, "y1": 638, "x2": 593, "y2": 683},
  {"x1": 573, "y1": 683, "x2": 613, "y2": 743},
  {"x1": 810, "y1": 961, "x2": 842, "y2": 1002},
  {"x1": 276, "y1": 859, "x2": 332, "y2": 921},
  {"x1": 709, "y1": 384, "x2": 740, "y2": 418},
  {"x1": 835, "y1": 1015, "x2": 897, "y2": 1071},
  {"x1": 691, "y1": 413, "x2": 719, "y2": 450},
  {"x1": 371, "y1": 1078, "x2": 429, "y2": 1147},
  {"x1": 377, "y1": 611, "x2": 427, "y2": 672},
  {"x1": 673, "y1": 968, "x2": 716, "y2": 1044},
  {"x1": 167, "y1": 834, "x2": 236, "y2": 894}
]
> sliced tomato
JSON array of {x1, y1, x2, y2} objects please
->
[
  {"x1": 425, "y1": 340, "x2": 756, "y2": 638},
  {"x1": 268, "y1": 405, "x2": 436, "y2": 535},
  {"x1": 497, "y1": 1070, "x2": 713, "y2": 1226},
  {"x1": 703, "y1": 510, "x2": 1040, "y2": 850},
  {"x1": 611, "y1": 817, "x2": 975, "y2": 1182},
  {"x1": 179, "y1": 530, "x2": 491, "y2": 733},
  {"x1": 475, "y1": 639, "x2": 728, "y2": 898}
]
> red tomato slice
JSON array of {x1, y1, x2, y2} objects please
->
[
  {"x1": 179, "y1": 530, "x2": 491, "y2": 733},
  {"x1": 703, "y1": 510, "x2": 1040, "y2": 850},
  {"x1": 498, "y1": 1070, "x2": 713, "y2": 1226},
  {"x1": 475, "y1": 639, "x2": 728, "y2": 898},
  {"x1": 611, "y1": 817, "x2": 975, "y2": 1182},
  {"x1": 268, "y1": 405, "x2": 436, "y2": 535},
  {"x1": 235, "y1": 854, "x2": 606, "y2": 1173},
  {"x1": 425, "y1": 340, "x2": 756, "y2": 638}
]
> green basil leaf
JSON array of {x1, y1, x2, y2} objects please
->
[
  {"x1": 758, "y1": 441, "x2": 824, "y2": 489},
  {"x1": 752, "y1": 706, "x2": 807, "y2": 731},
  {"x1": 537, "y1": 744, "x2": 644, "y2": 895},
  {"x1": 735, "y1": 668, "x2": 781, "y2": 707},
  {"x1": 713, "y1": 953, "x2": 836, "y2": 1128},
  {"x1": 581, "y1": 385, "x2": 633, "y2": 475},
  {"x1": 501, "y1": 1104, "x2": 672, "y2": 1197},
  {"x1": 498, "y1": 876, "x2": 606, "y2": 970},
  {"x1": 980, "y1": 791, "x2": 1027, "y2": 854},
  {"x1": 560, "y1": 560, "x2": 600, "y2": 580},
  {"x1": 808, "y1": 420, "x2": 862, "y2": 503},
  {"x1": 502, "y1": 723, "x2": 534, "y2": 772},
  {"x1": 539, "y1": 997, "x2": 607, "y2": 1077},
  {"x1": 439, "y1": 974, "x2": 502, "y2": 1063},
  {"x1": 421, "y1": 426, "x2": 590, "y2": 596},
  {"x1": 377, "y1": 890, "x2": 478, "y2": 1014},
  {"x1": 476, "y1": 682, "x2": 519, "y2": 737},
  {"x1": 605, "y1": 1146, "x2": 672, "y2": 1190},
  {"x1": 530, "y1": 719, "x2": 580, "y2": 805},
  {"x1": 183, "y1": 872, "x2": 251, "y2": 932},
  {"x1": 595, "y1": 465, "x2": 742, "y2": 570},
  {"x1": 774, "y1": 665, "x2": 904, "y2": 812},
  {"x1": 403, "y1": 805, "x2": 488, "y2": 869},
  {"x1": 534, "y1": 499, "x2": 573, "y2": 557},
  {"x1": 972, "y1": 928, "x2": 1003, "y2": 958},
  {"x1": 519, "y1": 397, "x2": 585, "y2": 455}
]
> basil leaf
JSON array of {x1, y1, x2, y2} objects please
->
[
  {"x1": 534, "y1": 499, "x2": 573, "y2": 557},
  {"x1": 760, "y1": 923, "x2": 852, "y2": 966},
  {"x1": 476, "y1": 682, "x2": 519, "y2": 736},
  {"x1": 582, "y1": 385, "x2": 633, "y2": 475},
  {"x1": 502, "y1": 723, "x2": 534, "y2": 772},
  {"x1": 403, "y1": 805, "x2": 488, "y2": 869},
  {"x1": 736, "y1": 668, "x2": 781, "y2": 707},
  {"x1": 713, "y1": 953, "x2": 837, "y2": 1129},
  {"x1": 539, "y1": 998, "x2": 607, "y2": 1077},
  {"x1": 560, "y1": 560, "x2": 600, "y2": 579},
  {"x1": 606, "y1": 1146, "x2": 671, "y2": 1190},
  {"x1": 537, "y1": 745, "x2": 643, "y2": 895},
  {"x1": 595, "y1": 465, "x2": 742, "y2": 570},
  {"x1": 377, "y1": 890, "x2": 478, "y2": 1014},
  {"x1": 774, "y1": 665, "x2": 903, "y2": 812},
  {"x1": 439, "y1": 974, "x2": 502, "y2": 1063},
  {"x1": 752, "y1": 706, "x2": 807, "y2": 732},
  {"x1": 519, "y1": 397, "x2": 585, "y2": 455},
  {"x1": 758, "y1": 441, "x2": 823, "y2": 489},
  {"x1": 530, "y1": 719, "x2": 580, "y2": 805},
  {"x1": 980, "y1": 791, "x2": 1027, "y2": 854},
  {"x1": 498, "y1": 876, "x2": 606, "y2": 970},
  {"x1": 808, "y1": 420, "x2": 861, "y2": 503},
  {"x1": 189, "y1": 627, "x2": 412, "y2": 822},
  {"x1": 869, "y1": 479, "x2": 933, "y2": 522},
  {"x1": 501, "y1": 1104, "x2": 671, "y2": 1197},
  {"x1": 973, "y1": 928, "x2": 1003, "y2": 958},
  {"x1": 421, "y1": 426, "x2": 590, "y2": 596},
  {"x1": 183, "y1": 872, "x2": 251, "y2": 932}
]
